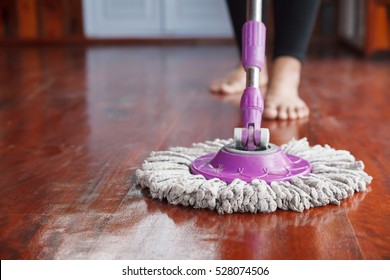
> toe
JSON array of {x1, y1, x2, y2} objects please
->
[
  {"x1": 297, "y1": 106, "x2": 309, "y2": 118},
  {"x1": 278, "y1": 106, "x2": 289, "y2": 120},
  {"x1": 288, "y1": 107, "x2": 298, "y2": 119},
  {"x1": 263, "y1": 105, "x2": 278, "y2": 119}
]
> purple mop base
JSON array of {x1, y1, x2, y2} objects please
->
[{"x1": 191, "y1": 144, "x2": 311, "y2": 184}]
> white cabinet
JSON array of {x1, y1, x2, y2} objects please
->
[
  {"x1": 83, "y1": 0, "x2": 161, "y2": 37},
  {"x1": 83, "y1": 0, "x2": 233, "y2": 38},
  {"x1": 164, "y1": 0, "x2": 232, "y2": 36}
]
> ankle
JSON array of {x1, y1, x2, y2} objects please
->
[
  {"x1": 273, "y1": 56, "x2": 301, "y2": 69},
  {"x1": 269, "y1": 56, "x2": 302, "y2": 90}
]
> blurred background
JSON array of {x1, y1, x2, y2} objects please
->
[
  {"x1": 0, "y1": 0, "x2": 390, "y2": 261},
  {"x1": 0, "y1": 0, "x2": 389, "y2": 56}
]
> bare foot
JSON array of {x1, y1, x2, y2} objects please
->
[
  {"x1": 263, "y1": 56, "x2": 309, "y2": 120},
  {"x1": 210, "y1": 65, "x2": 245, "y2": 95},
  {"x1": 210, "y1": 62, "x2": 268, "y2": 95}
]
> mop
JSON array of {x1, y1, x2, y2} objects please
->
[{"x1": 134, "y1": 0, "x2": 372, "y2": 214}]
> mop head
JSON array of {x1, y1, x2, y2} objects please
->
[{"x1": 134, "y1": 138, "x2": 372, "y2": 214}]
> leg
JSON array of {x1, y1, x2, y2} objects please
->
[
  {"x1": 264, "y1": 0, "x2": 320, "y2": 120},
  {"x1": 210, "y1": 0, "x2": 269, "y2": 95}
]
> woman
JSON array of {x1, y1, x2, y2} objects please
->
[{"x1": 210, "y1": 0, "x2": 320, "y2": 120}]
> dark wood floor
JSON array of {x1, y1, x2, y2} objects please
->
[{"x1": 0, "y1": 45, "x2": 389, "y2": 260}]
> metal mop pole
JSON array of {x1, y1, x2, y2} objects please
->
[
  {"x1": 235, "y1": 0, "x2": 268, "y2": 151},
  {"x1": 245, "y1": 0, "x2": 262, "y2": 89}
]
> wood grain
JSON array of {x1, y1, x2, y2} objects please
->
[
  {"x1": 0, "y1": 2, "x2": 5, "y2": 37},
  {"x1": 365, "y1": 0, "x2": 390, "y2": 55},
  {"x1": 63, "y1": 0, "x2": 83, "y2": 37},
  {"x1": 16, "y1": 0, "x2": 38, "y2": 38},
  {"x1": 0, "y1": 45, "x2": 389, "y2": 259},
  {"x1": 39, "y1": 0, "x2": 64, "y2": 38},
  {"x1": 0, "y1": 1, "x2": 17, "y2": 37}
]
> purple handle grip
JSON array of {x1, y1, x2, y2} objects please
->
[
  {"x1": 242, "y1": 20, "x2": 266, "y2": 70},
  {"x1": 240, "y1": 87, "x2": 263, "y2": 129}
]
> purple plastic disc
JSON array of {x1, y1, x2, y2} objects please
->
[{"x1": 191, "y1": 143, "x2": 311, "y2": 184}]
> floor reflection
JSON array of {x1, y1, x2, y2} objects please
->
[
  {"x1": 141, "y1": 187, "x2": 368, "y2": 259},
  {"x1": 0, "y1": 48, "x2": 91, "y2": 215}
]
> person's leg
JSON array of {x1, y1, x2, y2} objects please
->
[
  {"x1": 264, "y1": 0, "x2": 320, "y2": 120},
  {"x1": 210, "y1": 0, "x2": 269, "y2": 95},
  {"x1": 226, "y1": 0, "x2": 247, "y2": 55}
]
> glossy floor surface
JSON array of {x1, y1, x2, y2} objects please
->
[{"x1": 0, "y1": 46, "x2": 389, "y2": 259}]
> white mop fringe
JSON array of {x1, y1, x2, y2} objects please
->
[{"x1": 134, "y1": 138, "x2": 372, "y2": 214}]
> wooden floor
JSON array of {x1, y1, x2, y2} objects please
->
[{"x1": 0, "y1": 45, "x2": 389, "y2": 260}]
